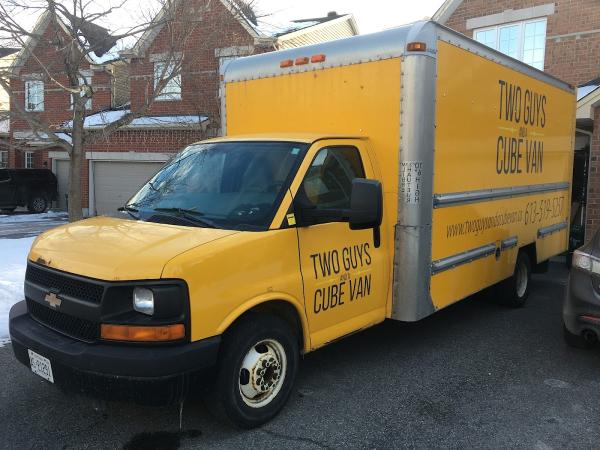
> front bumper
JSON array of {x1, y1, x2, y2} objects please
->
[
  {"x1": 563, "y1": 268, "x2": 600, "y2": 338},
  {"x1": 9, "y1": 301, "x2": 220, "y2": 405}
]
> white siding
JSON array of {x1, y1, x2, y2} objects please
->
[{"x1": 278, "y1": 21, "x2": 356, "y2": 50}]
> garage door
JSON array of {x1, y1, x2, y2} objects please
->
[
  {"x1": 54, "y1": 160, "x2": 69, "y2": 210},
  {"x1": 93, "y1": 161, "x2": 164, "y2": 216}
]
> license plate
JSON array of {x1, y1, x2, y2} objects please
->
[{"x1": 28, "y1": 349, "x2": 54, "y2": 383}]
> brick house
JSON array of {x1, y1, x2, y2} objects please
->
[
  {"x1": 9, "y1": 0, "x2": 358, "y2": 216},
  {"x1": 433, "y1": 0, "x2": 600, "y2": 241}
]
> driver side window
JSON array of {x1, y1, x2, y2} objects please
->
[{"x1": 300, "y1": 146, "x2": 365, "y2": 210}]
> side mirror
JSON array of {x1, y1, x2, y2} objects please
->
[{"x1": 349, "y1": 179, "x2": 383, "y2": 230}]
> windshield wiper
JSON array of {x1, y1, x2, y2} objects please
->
[
  {"x1": 118, "y1": 205, "x2": 140, "y2": 220},
  {"x1": 153, "y1": 207, "x2": 217, "y2": 228}
]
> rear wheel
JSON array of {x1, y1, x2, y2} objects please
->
[
  {"x1": 563, "y1": 324, "x2": 592, "y2": 349},
  {"x1": 27, "y1": 195, "x2": 47, "y2": 213},
  {"x1": 212, "y1": 314, "x2": 299, "y2": 428},
  {"x1": 497, "y1": 251, "x2": 531, "y2": 307}
]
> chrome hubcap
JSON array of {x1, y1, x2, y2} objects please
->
[{"x1": 239, "y1": 339, "x2": 286, "y2": 408}]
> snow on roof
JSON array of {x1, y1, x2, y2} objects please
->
[
  {"x1": 62, "y1": 109, "x2": 208, "y2": 130},
  {"x1": 577, "y1": 84, "x2": 600, "y2": 101}
]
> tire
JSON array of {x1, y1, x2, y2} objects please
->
[
  {"x1": 0, "y1": 207, "x2": 16, "y2": 213},
  {"x1": 497, "y1": 251, "x2": 531, "y2": 307},
  {"x1": 27, "y1": 195, "x2": 48, "y2": 213},
  {"x1": 212, "y1": 313, "x2": 299, "y2": 429},
  {"x1": 563, "y1": 324, "x2": 592, "y2": 349}
]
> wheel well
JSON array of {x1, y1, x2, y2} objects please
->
[
  {"x1": 229, "y1": 300, "x2": 305, "y2": 350},
  {"x1": 519, "y1": 243, "x2": 537, "y2": 266}
]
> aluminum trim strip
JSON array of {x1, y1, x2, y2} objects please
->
[
  {"x1": 501, "y1": 236, "x2": 518, "y2": 250},
  {"x1": 538, "y1": 221, "x2": 568, "y2": 238},
  {"x1": 433, "y1": 182, "x2": 570, "y2": 208},
  {"x1": 431, "y1": 243, "x2": 497, "y2": 275}
]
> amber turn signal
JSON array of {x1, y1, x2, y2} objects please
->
[
  {"x1": 406, "y1": 42, "x2": 427, "y2": 52},
  {"x1": 295, "y1": 56, "x2": 310, "y2": 65},
  {"x1": 101, "y1": 323, "x2": 185, "y2": 342}
]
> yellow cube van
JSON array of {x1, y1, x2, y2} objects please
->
[{"x1": 9, "y1": 21, "x2": 575, "y2": 427}]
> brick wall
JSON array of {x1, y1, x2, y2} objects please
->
[
  {"x1": 10, "y1": 19, "x2": 113, "y2": 135},
  {"x1": 444, "y1": 0, "x2": 600, "y2": 87},
  {"x1": 587, "y1": 108, "x2": 600, "y2": 236},
  {"x1": 129, "y1": 0, "x2": 269, "y2": 126}
]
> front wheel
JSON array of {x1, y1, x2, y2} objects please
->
[
  {"x1": 213, "y1": 314, "x2": 299, "y2": 428},
  {"x1": 497, "y1": 251, "x2": 531, "y2": 307}
]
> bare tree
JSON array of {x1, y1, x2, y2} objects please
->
[{"x1": 0, "y1": 0, "x2": 259, "y2": 221}]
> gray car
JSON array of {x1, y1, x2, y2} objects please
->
[{"x1": 564, "y1": 231, "x2": 600, "y2": 348}]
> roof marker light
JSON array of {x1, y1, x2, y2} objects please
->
[
  {"x1": 295, "y1": 56, "x2": 310, "y2": 65},
  {"x1": 311, "y1": 54, "x2": 326, "y2": 63},
  {"x1": 280, "y1": 59, "x2": 294, "y2": 68},
  {"x1": 407, "y1": 42, "x2": 427, "y2": 52}
]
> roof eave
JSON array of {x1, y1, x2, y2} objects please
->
[{"x1": 432, "y1": 0, "x2": 463, "y2": 24}]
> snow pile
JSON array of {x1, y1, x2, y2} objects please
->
[
  {"x1": 0, "y1": 237, "x2": 35, "y2": 346},
  {"x1": 0, "y1": 211, "x2": 67, "y2": 223}
]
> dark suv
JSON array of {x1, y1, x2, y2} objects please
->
[{"x1": 0, "y1": 169, "x2": 58, "y2": 213}]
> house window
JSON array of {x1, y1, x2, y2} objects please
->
[
  {"x1": 24, "y1": 151, "x2": 34, "y2": 168},
  {"x1": 0, "y1": 150, "x2": 7, "y2": 168},
  {"x1": 25, "y1": 80, "x2": 44, "y2": 111},
  {"x1": 71, "y1": 75, "x2": 92, "y2": 110},
  {"x1": 154, "y1": 61, "x2": 181, "y2": 101},
  {"x1": 474, "y1": 18, "x2": 547, "y2": 70}
]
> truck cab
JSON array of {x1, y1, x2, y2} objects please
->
[{"x1": 10, "y1": 135, "x2": 387, "y2": 428}]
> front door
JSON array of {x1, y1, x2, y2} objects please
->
[{"x1": 291, "y1": 140, "x2": 388, "y2": 349}]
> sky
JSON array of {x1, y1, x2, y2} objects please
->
[
  {"x1": 256, "y1": 0, "x2": 446, "y2": 34},
  {"x1": 4, "y1": 0, "x2": 447, "y2": 39}
]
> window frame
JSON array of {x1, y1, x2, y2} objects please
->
[
  {"x1": 24, "y1": 151, "x2": 34, "y2": 169},
  {"x1": 473, "y1": 17, "x2": 547, "y2": 70},
  {"x1": 153, "y1": 61, "x2": 182, "y2": 102},
  {"x1": 298, "y1": 145, "x2": 366, "y2": 215},
  {"x1": 25, "y1": 79, "x2": 44, "y2": 112},
  {"x1": 0, "y1": 150, "x2": 7, "y2": 168}
]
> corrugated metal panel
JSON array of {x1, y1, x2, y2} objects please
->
[{"x1": 278, "y1": 21, "x2": 355, "y2": 50}]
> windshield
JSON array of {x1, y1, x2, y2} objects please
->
[{"x1": 126, "y1": 141, "x2": 308, "y2": 230}]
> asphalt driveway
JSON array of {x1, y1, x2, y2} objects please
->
[{"x1": 1, "y1": 262, "x2": 599, "y2": 449}]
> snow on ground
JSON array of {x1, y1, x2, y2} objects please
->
[
  {"x1": 0, "y1": 237, "x2": 35, "y2": 346},
  {"x1": 0, "y1": 211, "x2": 67, "y2": 223}
]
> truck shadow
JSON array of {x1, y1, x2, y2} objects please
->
[{"x1": 7, "y1": 263, "x2": 600, "y2": 449}]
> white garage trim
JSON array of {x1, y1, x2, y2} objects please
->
[
  {"x1": 85, "y1": 151, "x2": 173, "y2": 161},
  {"x1": 49, "y1": 151, "x2": 69, "y2": 159}
]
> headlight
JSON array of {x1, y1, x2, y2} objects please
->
[
  {"x1": 572, "y1": 250, "x2": 600, "y2": 274},
  {"x1": 133, "y1": 287, "x2": 154, "y2": 315}
]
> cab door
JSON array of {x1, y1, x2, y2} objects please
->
[{"x1": 290, "y1": 140, "x2": 388, "y2": 349}]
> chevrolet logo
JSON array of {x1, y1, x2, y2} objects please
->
[{"x1": 44, "y1": 292, "x2": 62, "y2": 308}]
